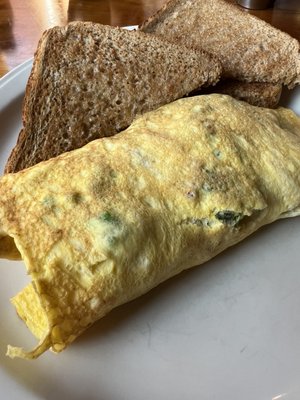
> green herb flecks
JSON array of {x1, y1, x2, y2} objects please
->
[
  {"x1": 109, "y1": 169, "x2": 117, "y2": 179},
  {"x1": 202, "y1": 182, "x2": 213, "y2": 192},
  {"x1": 107, "y1": 235, "x2": 119, "y2": 246},
  {"x1": 213, "y1": 149, "x2": 222, "y2": 159},
  {"x1": 99, "y1": 211, "x2": 120, "y2": 226},
  {"x1": 215, "y1": 210, "x2": 243, "y2": 226}
]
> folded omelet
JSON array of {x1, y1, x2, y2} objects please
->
[{"x1": 0, "y1": 94, "x2": 299, "y2": 359}]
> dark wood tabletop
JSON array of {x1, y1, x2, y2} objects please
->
[{"x1": 0, "y1": 0, "x2": 299, "y2": 78}]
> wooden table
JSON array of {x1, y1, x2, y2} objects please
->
[{"x1": 0, "y1": 0, "x2": 299, "y2": 78}]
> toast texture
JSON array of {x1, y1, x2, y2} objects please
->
[
  {"x1": 5, "y1": 22, "x2": 221, "y2": 173},
  {"x1": 140, "y1": 0, "x2": 300, "y2": 87},
  {"x1": 200, "y1": 80, "x2": 282, "y2": 108}
]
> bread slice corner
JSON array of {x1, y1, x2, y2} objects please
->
[{"x1": 5, "y1": 22, "x2": 222, "y2": 173}]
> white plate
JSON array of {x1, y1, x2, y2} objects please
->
[{"x1": 1, "y1": 37, "x2": 300, "y2": 400}]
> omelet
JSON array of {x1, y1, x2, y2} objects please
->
[{"x1": 0, "y1": 94, "x2": 300, "y2": 360}]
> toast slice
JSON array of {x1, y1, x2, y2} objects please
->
[
  {"x1": 5, "y1": 22, "x2": 221, "y2": 173},
  {"x1": 199, "y1": 81, "x2": 282, "y2": 108},
  {"x1": 140, "y1": 0, "x2": 300, "y2": 87}
]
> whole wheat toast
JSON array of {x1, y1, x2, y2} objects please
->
[
  {"x1": 199, "y1": 81, "x2": 282, "y2": 108},
  {"x1": 140, "y1": 0, "x2": 300, "y2": 87},
  {"x1": 5, "y1": 22, "x2": 221, "y2": 173}
]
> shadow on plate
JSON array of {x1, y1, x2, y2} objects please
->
[{"x1": 279, "y1": 85, "x2": 300, "y2": 115}]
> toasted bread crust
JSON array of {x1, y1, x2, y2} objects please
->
[
  {"x1": 198, "y1": 80, "x2": 282, "y2": 108},
  {"x1": 140, "y1": 0, "x2": 300, "y2": 87},
  {"x1": 5, "y1": 22, "x2": 221, "y2": 173},
  {"x1": 5, "y1": 29, "x2": 52, "y2": 173}
]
